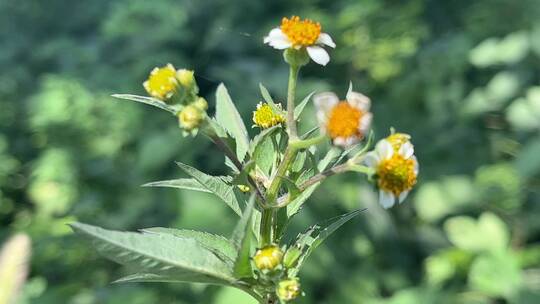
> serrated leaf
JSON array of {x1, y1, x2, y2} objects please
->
[
  {"x1": 249, "y1": 126, "x2": 279, "y2": 155},
  {"x1": 231, "y1": 195, "x2": 256, "y2": 278},
  {"x1": 143, "y1": 178, "x2": 210, "y2": 193},
  {"x1": 176, "y1": 162, "x2": 242, "y2": 216},
  {"x1": 286, "y1": 183, "x2": 321, "y2": 217},
  {"x1": 318, "y1": 147, "x2": 341, "y2": 171},
  {"x1": 252, "y1": 134, "x2": 275, "y2": 176},
  {"x1": 294, "y1": 91, "x2": 315, "y2": 120},
  {"x1": 216, "y1": 84, "x2": 249, "y2": 161},
  {"x1": 141, "y1": 228, "x2": 237, "y2": 263},
  {"x1": 287, "y1": 209, "x2": 366, "y2": 276},
  {"x1": 71, "y1": 222, "x2": 235, "y2": 285},
  {"x1": 112, "y1": 94, "x2": 177, "y2": 115}
]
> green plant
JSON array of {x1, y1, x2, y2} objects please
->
[{"x1": 71, "y1": 15, "x2": 419, "y2": 303}]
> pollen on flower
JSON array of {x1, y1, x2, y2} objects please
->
[
  {"x1": 377, "y1": 154, "x2": 417, "y2": 196},
  {"x1": 327, "y1": 102, "x2": 363, "y2": 139},
  {"x1": 386, "y1": 133, "x2": 411, "y2": 151},
  {"x1": 253, "y1": 103, "x2": 285, "y2": 128},
  {"x1": 280, "y1": 16, "x2": 321, "y2": 47},
  {"x1": 143, "y1": 64, "x2": 179, "y2": 100}
]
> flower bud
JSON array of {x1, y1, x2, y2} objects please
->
[
  {"x1": 253, "y1": 245, "x2": 283, "y2": 271},
  {"x1": 277, "y1": 278, "x2": 301, "y2": 302},
  {"x1": 193, "y1": 97, "x2": 208, "y2": 111},
  {"x1": 252, "y1": 102, "x2": 285, "y2": 129},
  {"x1": 178, "y1": 105, "x2": 204, "y2": 131},
  {"x1": 176, "y1": 69, "x2": 195, "y2": 88}
]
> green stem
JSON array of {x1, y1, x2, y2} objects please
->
[
  {"x1": 286, "y1": 65, "x2": 300, "y2": 140},
  {"x1": 260, "y1": 209, "x2": 274, "y2": 246}
]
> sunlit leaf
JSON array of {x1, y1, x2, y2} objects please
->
[{"x1": 216, "y1": 84, "x2": 250, "y2": 161}]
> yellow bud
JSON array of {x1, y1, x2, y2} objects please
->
[
  {"x1": 252, "y1": 102, "x2": 285, "y2": 129},
  {"x1": 237, "y1": 185, "x2": 250, "y2": 193},
  {"x1": 176, "y1": 69, "x2": 195, "y2": 88},
  {"x1": 178, "y1": 105, "x2": 204, "y2": 131},
  {"x1": 253, "y1": 245, "x2": 283, "y2": 271},
  {"x1": 277, "y1": 278, "x2": 301, "y2": 302},
  {"x1": 193, "y1": 97, "x2": 208, "y2": 111}
]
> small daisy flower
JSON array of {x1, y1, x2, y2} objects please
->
[
  {"x1": 264, "y1": 16, "x2": 336, "y2": 66},
  {"x1": 143, "y1": 63, "x2": 180, "y2": 100},
  {"x1": 364, "y1": 134, "x2": 418, "y2": 209},
  {"x1": 313, "y1": 85, "x2": 373, "y2": 147},
  {"x1": 253, "y1": 102, "x2": 286, "y2": 129}
]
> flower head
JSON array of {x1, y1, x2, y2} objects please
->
[
  {"x1": 364, "y1": 133, "x2": 418, "y2": 208},
  {"x1": 264, "y1": 16, "x2": 336, "y2": 66},
  {"x1": 314, "y1": 84, "x2": 373, "y2": 147},
  {"x1": 143, "y1": 64, "x2": 179, "y2": 100},
  {"x1": 277, "y1": 278, "x2": 301, "y2": 302},
  {"x1": 253, "y1": 102, "x2": 285, "y2": 129},
  {"x1": 253, "y1": 245, "x2": 283, "y2": 271}
]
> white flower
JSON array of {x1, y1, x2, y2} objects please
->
[
  {"x1": 264, "y1": 16, "x2": 336, "y2": 66},
  {"x1": 364, "y1": 135, "x2": 419, "y2": 209},
  {"x1": 313, "y1": 83, "x2": 372, "y2": 147}
]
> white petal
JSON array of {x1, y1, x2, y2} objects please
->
[
  {"x1": 264, "y1": 28, "x2": 292, "y2": 49},
  {"x1": 399, "y1": 141, "x2": 414, "y2": 159},
  {"x1": 375, "y1": 140, "x2": 394, "y2": 160},
  {"x1": 333, "y1": 137, "x2": 347, "y2": 147},
  {"x1": 307, "y1": 46, "x2": 330, "y2": 66},
  {"x1": 398, "y1": 191, "x2": 409, "y2": 204},
  {"x1": 316, "y1": 111, "x2": 328, "y2": 133},
  {"x1": 359, "y1": 112, "x2": 372, "y2": 135},
  {"x1": 316, "y1": 33, "x2": 336, "y2": 48},
  {"x1": 363, "y1": 151, "x2": 380, "y2": 168},
  {"x1": 344, "y1": 136, "x2": 360, "y2": 147},
  {"x1": 347, "y1": 90, "x2": 371, "y2": 111},
  {"x1": 379, "y1": 190, "x2": 396, "y2": 209},
  {"x1": 313, "y1": 92, "x2": 339, "y2": 113},
  {"x1": 412, "y1": 155, "x2": 419, "y2": 175}
]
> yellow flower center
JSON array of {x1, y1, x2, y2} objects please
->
[
  {"x1": 327, "y1": 102, "x2": 363, "y2": 139},
  {"x1": 277, "y1": 279, "x2": 301, "y2": 301},
  {"x1": 178, "y1": 105, "x2": 204, "y2": 130},
  {"x1": 377, "y1": 154, "x2": 417, "y2": 196},
  {"x1": 253, "y1": 103, "x2": 285, "y2": 128},
  {"x1": 143, "y1": 64, "x2": 179, "y2": 100},
  {"x1": 386, "y1": 133, "x2": 411, "y2": 151},
  {"x1": 280, "y1": 16, "x2": 321, "y2": 47}
]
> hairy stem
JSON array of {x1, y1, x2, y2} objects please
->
[{"x1": 260, "y1": 209, "x2": 274, "y2": 246}]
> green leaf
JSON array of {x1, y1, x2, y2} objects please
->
[
  {"x1": 176, "y1": 162, "x2": 242, "y2": 216},
  {"x1": 258, "y1": 83, "x2": 283, "y2": 115},
  {"x1": 444, "y1": 212, "x2": 509, "y2": 253},
  {"x1": 468, "y1": 251, "x2": 522, "y2": 298},
  {"x1": 112, "y1": 94, "x2": 177, "y2": 115},
  {"x1": 231, "y1": 194, "x2": 256, "y2": 278},
  {"x1": 294, "y1": 91, "x2": 314, "y2": 120},
  {"x1": 71, "y1": 222, "x2": 235, "y2": 285},
  {"x1": 318, "y1": 147, "x2": 342, "y2": 171},
  {"x1": 141, "y1": 227, "x2": 237, "y2": 263},
  {"x1": 143, "y1": 178, "x2": 210, "y2": 193},
  {"x1": 249, "y1": 125, "x2": 279, "y2": 156},
  {"x1": 215, "y1": 84, "x2": 249, "y2": 161},
  {"x1": 287, "y1": 209, "x2": 366, "y2": 276},
  {"x1": 286, "y1": 183, "x2": 321, "y2": 217}
]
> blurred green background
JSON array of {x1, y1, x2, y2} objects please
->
[{"x1": 1, "y1": 0, "x2": 540, "y2": 303}]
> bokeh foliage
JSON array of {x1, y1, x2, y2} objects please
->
[{"x1": 1, "y1": 0, "x2": 540, "y2": 303}]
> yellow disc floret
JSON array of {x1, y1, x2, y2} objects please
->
[
  {"x1": 178, "y1": 105, "x2": 204, "y2": 131},
  {"x1": 253, "y1": 245, "x2": 283, "y2": 271},
  {"x1": 253, "y1": 103, "x2": 285, "y2": 129},
  {"x1": 280, "y1": 16, "x2": 321, "y2": 47},
  {"x1": 386, "y1": 133, "x2": 411, "y2": 151},
  {"x1": 377, "y1": 154, "x2": 417, "y2": 196},
  {"x1": 143, "y1": 64, "x2": 179, "y2": 100},
  {"x1": 327, "y1": 102, "x2": 363, "y2": 139}
]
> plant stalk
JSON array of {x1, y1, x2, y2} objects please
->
[{"x1": 286, "y1": 64, "x2": 300, "y2": 140}]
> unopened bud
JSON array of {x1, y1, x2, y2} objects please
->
[
  {"x1": 193, "y1": 97, "x2": 208, "y2": 111},
  {"x1": 176, "y1": 69, "x2": 195, "y2": 88},
  {"x1": 178, "y1": 105, "x2": 204, "y2": 131},
  {"x1": 277, "y1": 278, "x2": 301, "y2": 302},
  {"x1": 253, "y1": 245, "x2": 283, "y2": 271}
]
